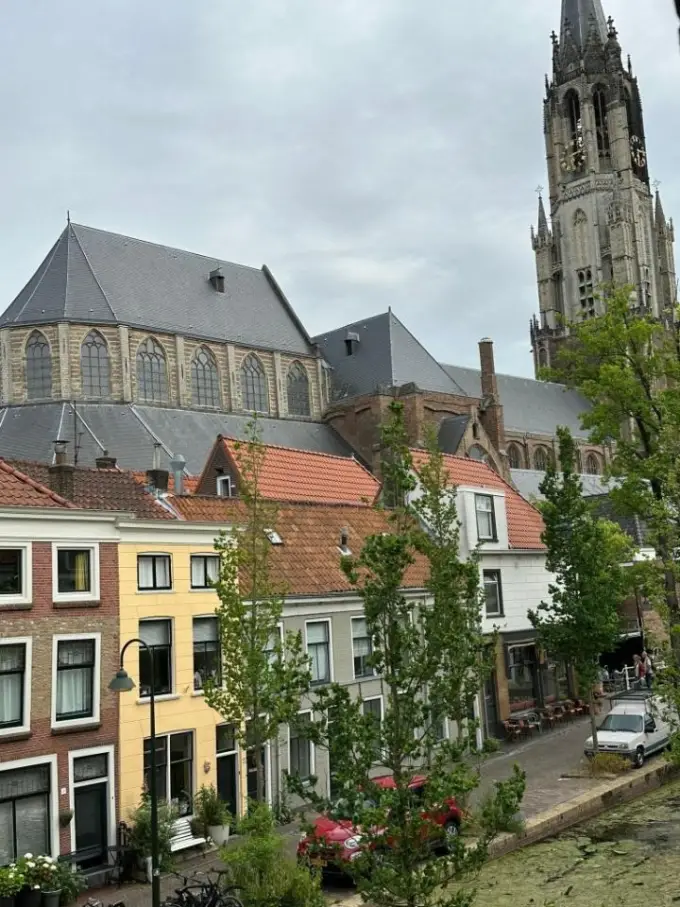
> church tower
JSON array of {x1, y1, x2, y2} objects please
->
[{"x1": 530, "y1": 0, "x2": 676, "y2": 375}]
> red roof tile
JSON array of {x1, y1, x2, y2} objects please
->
[
  {"x1": 411, "y1": 450, "x2": 545, "y2": 550},
  {"x1": 5, "y1": 460, "x2": 174, "y2": 519},
  {"x1": 171, "y1": 497, "x2": 429, "y2": 596},
  {"x1": 0, "y1": 460, "x2": 74, "y2": 509},
  {"x1": 222, "y1": 438, "x2": 381, "y2": 506}
]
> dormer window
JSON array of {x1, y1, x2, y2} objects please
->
[
  {"x1": 216, "y1": 475, "x2": 234, "y2": 498},
  {"x1": 338, "y1": 528, "x2": 352, "y2": 556},
  {"x1": 209, "y1": 267, "x2": 225, "y2": 293},
  {"x1": 475, "y1": 494, "x2": 497, "y2": 542},
  {"x1": 344, "y1": 332, "x2": 360, "y2": 356},
  {"x1": 265, "y1": 529, "x2": 283, "y2": 545}
]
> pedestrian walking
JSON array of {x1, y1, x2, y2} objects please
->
[
  {"x1": 642, "y1": 650, "x2": 654, "y2": 689},
  {"x1": 633, "y1": 653, "x2": 647, "y2": 690}
]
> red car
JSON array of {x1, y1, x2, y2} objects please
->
[{"x1": 297, "y1": 774, "x2": 462, "y2": 874}]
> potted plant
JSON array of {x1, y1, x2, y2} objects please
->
[
  {"x1": 52, "y1": 863, "x2": 84, "y2": 907},
  {"x1": 31, "y1": 857, "x2": 60, "y2": 907},
  {"x1": 57, "y1": 810, "x2": 73, "y2": 830},
  {"x1": 0, "y1": 864, "x2": 25, "y2": 907},
  {"x1": 193, "y1": 785, "x2": 232, "y2": 846},
  {"x1": 14, "y1": 856, "x2": 42, "y2": 907},
  {"x1": 127, "y1": 792, "x2": 178, "y2": 882}
]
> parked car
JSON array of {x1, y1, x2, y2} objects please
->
[
  {"x1": 584, "y1": 692, "x2": 671, "y2": 767},
  {"x1": 297, "y1": 774, "x2": 462, "y2": 874}
]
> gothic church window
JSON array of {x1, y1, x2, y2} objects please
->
[
  {"x1": 136, "y1": 337, "x2": 168, "y2": 403},
  {"x1": 507, "y1": 444, "x2": 522, "y2": 470},
  {"x1": 585, "y1": 454, "x2": 601, "y2": 476},
  {"x1": 25, "y1": 331, "x2": 52, "y2": 400},
  {"x1": 240, "y1": 354, "x2": 269, "y2": 413},
  {"x1": 533, "y1": 447, "x2": 549, "y2": 471},
  {"x1": 593, "y1": 87, "x2": 610, "y2": 160},
  {"x1": 286, "y1": 361, "x2": 311, "y2": 417},
  {"x1": 538, "y1": 348, "x2": 549, "y2": 369},
  {"x1": 80, "y1": 331, "x2": 110, "y2": 398},
  {"x1": 577, "y1": 269, "x2": 595, "y2": 319},
  {"x1": 190, "y1": 347, "x2": 220, "y2": 408},
  {"x1": 641, "y1": 267, "x2": 652, "y2": 309},
  {"x1": 573, "y1": 209, "x2": 589, "y2": 267},
  {"x1": 563, "y1": 90, "x2": 585, "y2": 172}
]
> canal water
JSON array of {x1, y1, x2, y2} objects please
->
[{"x1": 470, "y1": 778, "x2": 680, "y2": 906}]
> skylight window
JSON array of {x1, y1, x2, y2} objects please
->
[
  {"x1": 265, "y1": 529, "x2": 283, "y2": 545},
  {"x1": 338, "y1": 528, "x2": 352, "y2": 557}
]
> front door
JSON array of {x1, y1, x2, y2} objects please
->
[
  {"x1": 74, "y1": 783, "x2": 108, "y2": 868},
  {"x1": 483, "y1": 672, "x2": 500, "y2": 738},
  {"x1": 217, "y1": 754, "x2": 238, "y2": 820}
]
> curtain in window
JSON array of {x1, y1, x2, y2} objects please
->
[
  {"x1": 0, "y1": 645, "x2": 23, "y2": 726},
  {"x1": 138, "y1": 557, "x2": 154, "y2": 589},
  {"x1": 154, "y1": 557, "x2": 170, "y2": 588},
  {"x1": 193, "y1": 618, "x2": 218, "y2": 643},
  {"x1": 307, "y1": 623, "x2": 329, "y2": 682},
  {"x1": 74, "y1": 552, "x2": 89, "y2": 592},
  {"x1": 0, "y1": 800, "x2": 12, "y2": 864},
  {"x1": 140, "y1": 621, "x2": 170, "y2": 646},
  {"x1": 56, "y1": 641, "x2": 94, "y2": 718}
]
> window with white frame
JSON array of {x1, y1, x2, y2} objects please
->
[
  {"x1": 190, "y1": 555, "x2": 219, "y2": 589},
  {"x1": 139, "y1": 619, "x2": 172, "y2": 697},
  {"x1": 483, "y1": 570, "x2": 503, "y2": 618},
  {"x1": 137, "y1": 554, "x2": 172, "y2": 591},
  {"x1": 53, "y1": 545, "x2": 99, "y2": 601},
  {"x1": 351, "y1": 617, "x2": 374, "y2": 679},
  {"x1": 53, "y1": 636, "x2": 99, "y2": 725},
  {"x1": 474, "y1": 495, "x2": 497, "y2": 542},
  {"x1": 0, "y1": 547, "x2": 30, "y2": 604},
  {"x1": 216, "y1": 475, "x2": 235, "y2": 498},
  {"x1": 0, "y1": 762, "x2": 52, "y2": 864},
  {"x1": 307, "y1": 621, "x2": 330, "y2": 685},
  {"x1": 289, "y1": 713, "x2": 313, "y2": 781},
  {"x1": 0, "y1": 640, "x2": 30, "y2": 733},
  {"x1": 144, "y1": 732, "x2": 193, "y2": 817},
  {"x1": 193, "y1": 617, "x2": 221, "y2": 690}
]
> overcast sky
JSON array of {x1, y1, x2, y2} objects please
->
[{"x1": 1, "y1": 1, "x2": 678, "y2": 378}]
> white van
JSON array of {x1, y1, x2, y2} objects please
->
[{"x1": 584, "y1": 692, "x2": 671, "y2": 767}]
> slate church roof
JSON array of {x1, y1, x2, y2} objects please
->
[
  {"x1": 1, "y1": 222, "x2": 314, "y2": 355},
  {"x1": 0, "y1": 403, "x2": 354, "y2": 474},
  {"x1": 313, "y1": 311, "x2": 468, "y2": 399}
]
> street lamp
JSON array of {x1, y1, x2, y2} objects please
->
[{"x1": 109, "y1": 639, "x2": 161, "y2": 907}]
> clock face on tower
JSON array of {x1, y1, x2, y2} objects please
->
[{"x1": 630, "y1": 135, "x2": 647, "y2": 170}]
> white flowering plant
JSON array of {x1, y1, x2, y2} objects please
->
[
  {"x1": 0, "y1": 864, "x2": 25, "y2": 897},
  {"x1": 15, "y1": 855, "x2": 59, "y2": 891}
]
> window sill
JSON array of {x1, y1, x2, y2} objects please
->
[
  {"x1": 485, "y1": 613, "x2": 504, "y2": 620},
  {"x1": 51, "y1": 721, "x2": 101, "y2": 735},
  {"x1": 0, "y1": 602, "x2": 32, "y2": 611},
  {"x1": 136, "y1": 589, "x2": 175, "y2": 595},
  {"x1": 0, "y1": 728, "x2": 31, "y2": 741},
  {"x1": 53, "y1": 599, "x2": 101, "y2": 609},
  {"x1": 136, "y1": 694, "x2": 181, "y2": 705}
]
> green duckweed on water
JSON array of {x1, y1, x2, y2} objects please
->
[{"x1": 467, "y1": 779, "x2": 680, "y2": 907}]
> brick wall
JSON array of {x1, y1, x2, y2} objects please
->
[{"x1": 0, "y1": 541, "x2": 119, "y2": 856}]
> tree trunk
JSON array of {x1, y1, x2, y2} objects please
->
[
  {"x1": 256, "y1": 743, "x2": 266, "y2": 804},
  {"x1": 589, "y1": 690, "x2": 599, "y2": 754}
]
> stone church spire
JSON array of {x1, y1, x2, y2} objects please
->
[{"x1": 530, "y1": 2, "x2": 677, "y2": 376}]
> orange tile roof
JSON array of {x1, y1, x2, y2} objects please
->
[
  {"x1": 171, "y1": 497, "x2": 429, "y2": 595},
  {"x1": 5, "y1": 460, "x2": 174, "y2": 519},
  {"x1": 0, "y1": 460, "x2": 74, "y2": 509},
  {"x1": 411, "y1": 450, "x2": 545, "y2": 550},
  {"x1": 222, "y1": 438, "x2": 381, "y2": 506}
]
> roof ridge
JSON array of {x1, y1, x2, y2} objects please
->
[
  {"x1": 225, "y1": 435, "x2": 373, "y2": 469},
  {"x1": 69, "y1": 222, "x2": 264, "y2": 275},
  {"x1": 0, "y1": 458, "x2": 75, "y2": 508},
  {"x1": 312, "y1": 310, "x2": 392, "y2": 341},
  {"x1": 70, "y1": 224, "x2": 119, "y2": 320},
  {"x1": 13, "y1": 230, "x2": 66, "y2": 323},
  {"x1": 388, "y1": 312, "x2": 468, "y2": 396},
  {"x1": 441, "y1": 360, "x2": 575, "y2": 392}
]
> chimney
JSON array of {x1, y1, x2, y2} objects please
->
[
  {"x1": 169, "y1": 453, "x2": 186, "y2": 496},
  {"x1": 478, "y1": 338, "x2": 498, "y2": 399},
  {"x1": 49, "y1": 440, "x2": 75, "y2": 501},
  {"x1": 477, "y1": 338, "x2": 507, "y2": 466},
  {"x1": 95, "y1": 449, "x2": 117, "y2": 469},
  {"x1": 209, "y1": 266, "x2": 225, "y2": 293},
  {"x1": 147, "y1": 443, "x2": 169, "y2": 494}
]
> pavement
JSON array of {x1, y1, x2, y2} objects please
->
[{"x1": 78, "y1": 713, "x2": 608, "y2": 907}]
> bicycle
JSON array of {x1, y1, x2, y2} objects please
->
[{"x1": 162, "y1": 869, "x2": 243, "y2": 907}]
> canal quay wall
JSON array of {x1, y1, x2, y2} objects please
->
[{"x1": 488, "y1": 758, "x2": 677, "y2": 859}]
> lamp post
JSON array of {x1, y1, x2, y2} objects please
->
[{"x1": 109, "y1": 639, "x2": 161, "y2": 907}]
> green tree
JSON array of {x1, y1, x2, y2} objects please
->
[
  {"x1": 204, "y1": 419, "x2": 311, "y2": 804},
  {"x1": 295, "y1": 402, "x2": 524, "y2": 907},
  {"x1": 544, "y1": 286, "x2": 680, "y2": 664},
  {"x1": 528, "y1": 427, "x2": 634, "y2": 751}
]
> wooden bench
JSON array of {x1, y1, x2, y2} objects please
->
[{"x1": 170, "y1": 817, "x2": 206, "y2": 853}]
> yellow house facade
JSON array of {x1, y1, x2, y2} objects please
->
[{"x1": 116, "y1": 519, "x2": 248, "y2": 839}]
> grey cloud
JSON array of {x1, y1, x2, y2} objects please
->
[{"x1": 1, "y1": 0, "x2": 678, "y2": 378}]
